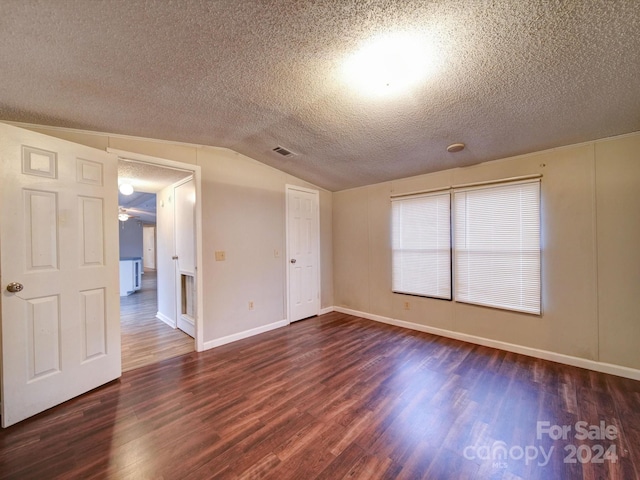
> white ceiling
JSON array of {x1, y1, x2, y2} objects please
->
[
  {"x1": 118, "y1": 159, "x2": 193, "y2": 194},
  {"x1": 1, "y1": 1, "x2": 639, "y2": 191}
]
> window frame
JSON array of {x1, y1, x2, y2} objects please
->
[{"x1": 390, "y1": 177, "x2": 542, "y2": 315}]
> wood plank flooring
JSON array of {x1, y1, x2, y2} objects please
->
[
  {"x1": 120, "y1": 270, "x2": 194, "y2": 372},
  {"x1": 1, "y1": 312, "x2": 639, "y2": 479}
]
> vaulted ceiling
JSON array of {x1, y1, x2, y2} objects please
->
[{"x1": 1, "y1": 1, "x2": 639, "y2": 191}]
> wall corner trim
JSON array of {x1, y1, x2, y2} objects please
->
[
  {"x1": 202, "y1": 319, "x2": 289, "y2": 351},
  {"x1": 332, "y1": 307, "x2": 640, "y2": 381},
  {"x1": 156, "y1": 312, "x2": 176, "y2": 329}
]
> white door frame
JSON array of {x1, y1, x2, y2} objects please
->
[
  {"x1": 108, "y1": 148, "x2": 205, "y2": 352},
  {"x1": 285, "y1": 184, "x2": 321, "y2": 323}
]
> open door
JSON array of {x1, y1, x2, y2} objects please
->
[
  {"x1": 0, "y1": 123, "x2": 121, "y2": 427},
  {"x1": 174, "y1": 178, "x2": 196, "y2": 337}
]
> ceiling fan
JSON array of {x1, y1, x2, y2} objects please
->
[{"x1": 118, "y1": 207, "x2": 139, "y2": 222}]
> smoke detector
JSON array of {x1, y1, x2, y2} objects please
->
[{"x1": 447, "y1": 143, "x2": 465, "y2": 153}]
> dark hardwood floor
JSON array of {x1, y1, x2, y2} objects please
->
[
  {"x1": 1, "y1": 312, "x2": 639, "y2": 479},
  {"x1": 120, "y1": 270, "x2": 194, "y2": 372}
]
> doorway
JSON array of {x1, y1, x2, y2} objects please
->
[
  {"x1": 143, "y1": 225, "x2": 156, "y2": 270},
  {"x1": 115, "y1": 151, "x2": 204, "y2": 370},
  {"x1": 286, "y1": 185, "x2": 320, "y2": 323}
]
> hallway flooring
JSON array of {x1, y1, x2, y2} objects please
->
[{"x1": 120, "y1": 270, "x2": 194, "y2": 372}]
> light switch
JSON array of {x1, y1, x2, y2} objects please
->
[{"x1": 215, "y1": 251, "x2": 226, "y2": 261}]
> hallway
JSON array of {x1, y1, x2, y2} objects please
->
[{"x1": 120, "y1": 270, "x2": 194, "y2": 372}]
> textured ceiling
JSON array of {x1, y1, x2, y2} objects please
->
[
  {"x1": 118, "y1": 159, "x2": 192, "y2": 223},
  {"x1": 1, "y1": 1, "x2": 639, "y2": 191},
  {"x1": 118, "y1": 159, "x2": 192, "y2": 194}
]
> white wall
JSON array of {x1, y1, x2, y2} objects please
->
[{"x1": 333, "y1": 133, "x2": 640, "y2": 372}]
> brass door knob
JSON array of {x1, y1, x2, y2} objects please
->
[{"x1": 6, "y1": 282, "x2": 23, "y2": 293}]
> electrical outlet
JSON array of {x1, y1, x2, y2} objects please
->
[
  {"x1": 403, "y1": 301, "x2": 410, "y2": 310},
  {"x1": 249, "y1": 301, "x2": 254, "y2": 310},
  {"x1": 215, "y1": 251, "x2": 226, "y2": 261}
]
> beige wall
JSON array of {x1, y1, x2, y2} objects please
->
[
  {"x1": 198, "y1": 147, "x2": 284, "y2": 340},
  {"x1": 333, "y1": 133, "x2": 640, "y2": 370},
  {"x1": 16, "y1": 124, "x2": 334, "y2": 346},
  {"x1": 595, "y1": 135, "x2": 640, "y2": 369},
  {"x1": 197, "y1": 147, "x2": 334, "y2": 340}
]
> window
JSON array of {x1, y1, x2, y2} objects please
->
[
  {"x1": 391, "y1": 179, "x2": 541, "y2": 314},
  {"x1": 453, "y1": 180, "x2": 541, "y2": 314},
  {"x1": 391, "y1": 192, "x2": 451, "y2": 299}
]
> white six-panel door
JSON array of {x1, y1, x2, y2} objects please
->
[
  {"x1": 0, "y1": 123, "x2": 121, "y2": 427},
  {"x1": 287, "y1": 186, "x2": 320, "y2": 322}
]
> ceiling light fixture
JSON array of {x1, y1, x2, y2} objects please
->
[
  {"x1": 118, "y1": 213, "x2": 130, "y2": 222},
  {"x1": 447, "y1": 143, "x2": 465, "y2": 153},
  {"x1": 119, "y1": 183, "x2": 134, "y2": 195},
  {"x1": 343, "y1": 31, "x2": 440, "y2": 97}
]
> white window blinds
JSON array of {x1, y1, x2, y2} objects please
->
[
  {"x1": 453, "y1": 180, "x2": 541, "y2": 314},
  {"x1": 392, "y1": 192, "x2": 451, "y2": 299}
]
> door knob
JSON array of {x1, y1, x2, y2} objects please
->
[
  {"x1": 6, "y1": 282, "x2": 23, "y2": 293},
  {"x1": 172, "y1": 256, "x2": 178, "y2": 260},
  {"x1": 290, "y1": 259, "x2": 296, "y2": 264}
]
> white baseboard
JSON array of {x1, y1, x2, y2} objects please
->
[
  {"x1": 331, "y1": 306, "x2": 640, "y2": 381},
  {"x1": 156, "y1": 311, "x2": 176, "y2": 329},
  {"x1": 318, "y1": 306, "x2": 334, "y2": 315},
  {"x1": 177, "y1": 314, "x2": 196, "y2": 338},
  {"x1": 202, "y1": 319, "x2": 289, "y2": 351}
]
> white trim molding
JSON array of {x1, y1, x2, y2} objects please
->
[
  {"x1": 202, "y1": 319, "x2": 289, "y2": 351},
  {"x1": 330, "y1": 307, "x2": 640, "y2": 381},
  {"x1": 318, "y1": 306, "x2": 334, "y2": 315},
  {"x1": 156, "y1": 311, "x2": 176, "y2": 329}
]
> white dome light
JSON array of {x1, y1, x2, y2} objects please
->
[
  {"x1": 118, "y1": 213, "x2": 130, "y2": 222},
  {"x1": 343, "y1": 32, "x2": 440, "y2": 97},
  {"x1": 119, "y1": 183, "x2": 134, "y2": 195}
]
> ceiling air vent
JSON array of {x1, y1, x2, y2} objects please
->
[{"x1": 272, "y1": 145, "x2": 296, "y2": 157}]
